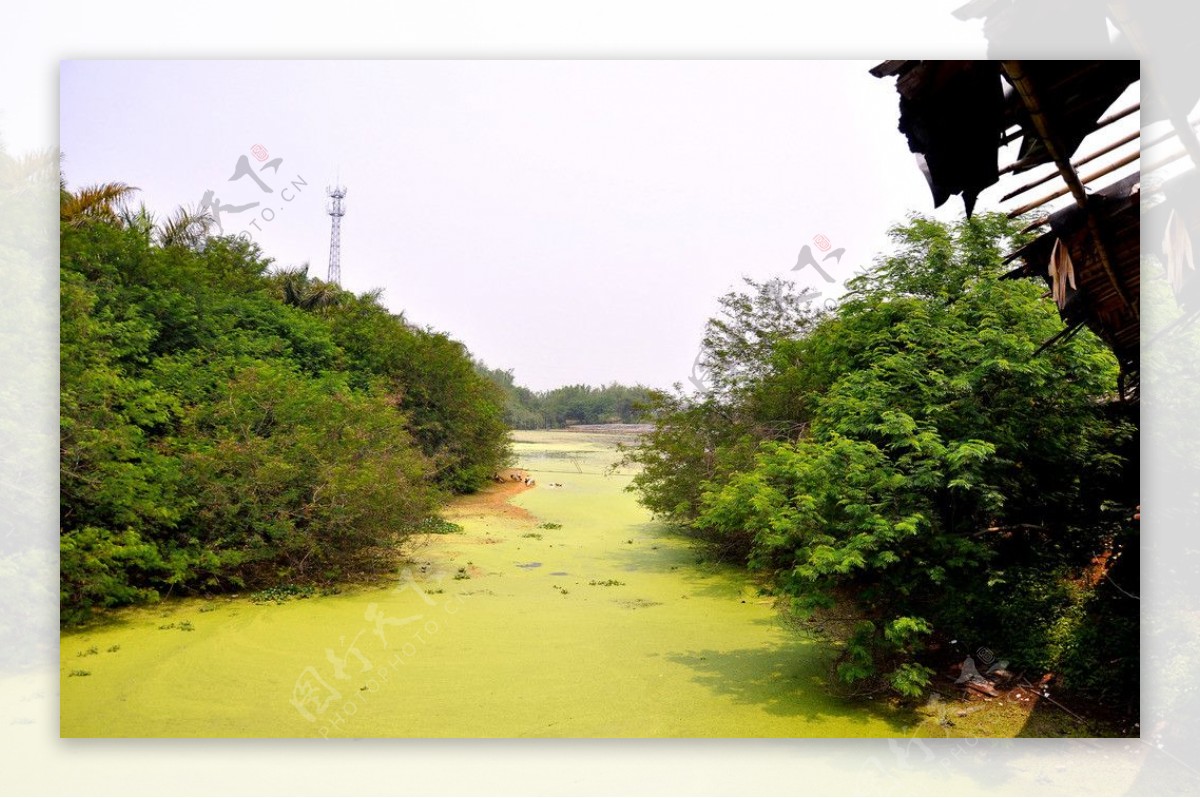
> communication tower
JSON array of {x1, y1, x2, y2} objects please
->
[{"x1": 325, "y1": 184, "x2": 347, "y2": 283}]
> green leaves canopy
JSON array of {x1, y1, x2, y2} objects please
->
[
  {"x1": 60, "y1": 191, "x2": 511, "y2": 623},
  {"x1": 628, "y1": 213, "x2": 1137, "y2": 700}
]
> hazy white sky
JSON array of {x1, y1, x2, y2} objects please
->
[
  {"x1": 57, "y1": 60, "x2": 950, "y2": 390},
  {"x1": 59, "y1": 58, "x2": 1134, "y2": 392}
]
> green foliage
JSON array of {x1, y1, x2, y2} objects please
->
[
  {"x1": 628, "y1": 213, "x2": 1138, "y2": 706},
  {"x1": 698, "y1": 276, "x2": 823, "y2": 401},
  {"x1": 619, "y1": 277, "x2": 822, "y2": 555},
  {"x1": 282, "y1": 270, "x2": 513, "y2": 494},
  {"x1": 60, "y1": 527, "x2": 164, "y2": 625},
  {"x1": 889, "y1": 662, "x2": 937, "y2": 698},
  {"x1": 171, "y1": 361, "x2": 439, "y2": 587},
  {"x1": 59, "y1": 180, "x2": 511, "y2": 623},
  {"x1": 621, "y1": 392, "x2": 744, "y2": 527}
]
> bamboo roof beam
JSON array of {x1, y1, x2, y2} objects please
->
[
  {"x1": 999, "y1": 101, "x2": 1139, "y2": 153},
  {"x1": 1000, "y1": 130, "x2": 1140, "y2": 201},
  {"x1": 1005, "y1": 151, "x2": 1140, "y2": 216},
  {"x1": 1001, "y1": 61, "x2": 1137, "y2": 319}
]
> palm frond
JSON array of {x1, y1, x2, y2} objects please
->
[
  {"x1": 300, "y1": 279, "x2": 345, "y2": 311},
  {"x1": 155, "y1": 204, "x2": 215, "y2": 249},
  {"x1": 0, "y1": 147, "x2": 58, "y2": 195},
  {"x1": 118, "y1": 202, "x2": 156, "y2": 240},
  {"x1": 60, "y1": 182, "x2": 139, "y2": 226},
  {"x1": 272, "y1": 265, "x2": 312, "y2": 308}
]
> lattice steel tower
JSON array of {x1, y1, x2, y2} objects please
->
[{"x1": 325, "y1": 184, "x2": 347, "y2": 284}]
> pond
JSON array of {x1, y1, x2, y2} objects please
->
[{"x1": 59, "y1": 429, "x2": 913, "y2": 737}]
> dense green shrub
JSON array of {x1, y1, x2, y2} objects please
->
[
  {"x1": 626, "y1": 213, "x2": 1138, "y2": 707},
  {"x1": 60, "y1": 186, "x2": 510, "y2": 623}
]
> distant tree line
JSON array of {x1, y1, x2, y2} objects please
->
[
  {"x1": 475, "y1": 365, "x2": 657, "y2": 429},
  {"x1": 60, "y1": 180, "x2": 510, "y2": 624}
]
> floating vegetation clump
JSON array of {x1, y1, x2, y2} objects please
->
[
  {"x1": 419, "y1": 517, "x2": 464, "y2": 535},
  {"x1": 158, "y1": 620, "x2": 194, "y2": 632},
  {"x1": 251, "y1": 585, "x2": 316, "y2": 604},
  {"x1": 616, "y1": 598, "x2": 662, "y2": 610}
]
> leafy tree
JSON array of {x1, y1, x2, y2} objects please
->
[
  {"x1": 630, "y1": 213, "x2": 1137, "y2": 701},
  {"x1": 697, "y1": 276, "x2": 823, "y2": 401},
  {"x1": 2, "y1": 142, "x2": 60, "y2": 667},
  {"x1": 59, "y1": 178, "x2": 511, "y2": 622},
  {"x1": 317, "y1": 285, "x2": 512, "y2": 492},
  {"x1": 168, "y1": 360, "x2": 438, "y2": 589},
  {"x1": 620, "y1": 276, "x2": 823, "y2": 546}
]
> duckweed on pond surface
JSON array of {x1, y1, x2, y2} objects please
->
[{"x1": 61, "y1": 430, "x2": 1061, "y2": 738}]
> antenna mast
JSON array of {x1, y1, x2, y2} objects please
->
[{"x1": 325, "y1": 183, "x2": 347, "y2": 284}]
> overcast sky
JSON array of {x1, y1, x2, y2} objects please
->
[
  {"x1": 56, "y1": 60, "x2": 931, "y2": 390},
  {"x1": 58, "y1": 59, "x2": 1135, "y2": 392}
]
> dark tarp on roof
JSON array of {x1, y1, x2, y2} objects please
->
[
  {"x1": 872, "y1": 60, "x2": 1139, "y2": 215},
  {"x1": 872, "y1": 59, "x2": 1142, "y2": 400},
  {"x1": 890, "y1": 60, "x2": 1006, "y2": 217}
]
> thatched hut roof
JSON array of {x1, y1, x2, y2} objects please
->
[{"x1": 871, "y1": 60, "x2": 1140, "y2": 400}]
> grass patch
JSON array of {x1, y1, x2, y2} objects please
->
[{"x1": 538, "y1": 522, "x2": 562, "y2": 530}]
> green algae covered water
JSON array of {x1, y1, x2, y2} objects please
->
[{"x1": 59, "y1": 429, "x2": 914, "y2": 738}]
